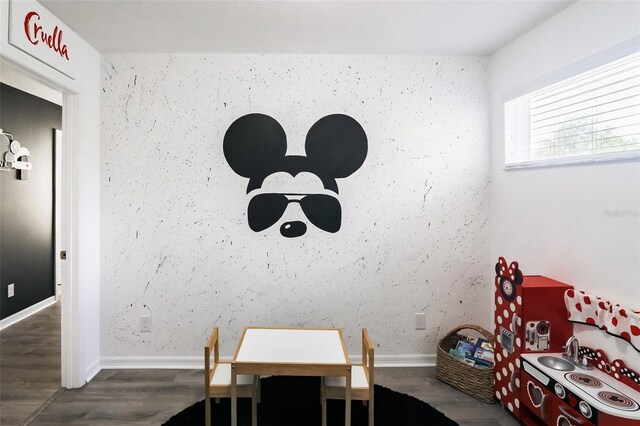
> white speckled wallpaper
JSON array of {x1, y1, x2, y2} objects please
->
[{"x1": 101, "y1": 54, "x2": 490, "y2": 358}]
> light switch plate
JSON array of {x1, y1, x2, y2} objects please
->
[
  {"x1": 140, "y1": 314, "x2": 151, "y2": 332},
  {"x1": 8, "y1": 283, "x2": 14, "y2": 298}
]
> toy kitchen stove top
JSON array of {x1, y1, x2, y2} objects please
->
[
  {"x1": 597, "y1": 390, "x2": 639, "y2": 411},
  {"x1": 567, "y1": 373, "x2": 603, "y2": 388},
  {"x1": 566, "y1": 372, "x2": 640, "y2": 411},
  {"x1": 521, "y1": 353, "x2": 640, "y2": 425}
]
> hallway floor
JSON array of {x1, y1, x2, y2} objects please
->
[{"x1": 0, "y1": 302, "x2": 61, "y2": 426}]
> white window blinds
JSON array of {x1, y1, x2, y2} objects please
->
[{"x1": 505, "y1": 51, "x2": 640, "y2": 167}]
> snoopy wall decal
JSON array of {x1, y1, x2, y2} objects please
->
[{"x1": 223, "y1": 113, "x2": 368, "y2": 238}]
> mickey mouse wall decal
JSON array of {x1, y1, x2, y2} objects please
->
[{"x1": 224, "y1": 113, "x2": 367, "y2": 238}]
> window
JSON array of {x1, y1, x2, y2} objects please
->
[{"x1": 505, "y1": 51, "x2": 640, "y2": 168}]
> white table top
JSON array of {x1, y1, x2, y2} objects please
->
[{"x1": 234, "y1": 328, "x2": 348, "y2": 365}]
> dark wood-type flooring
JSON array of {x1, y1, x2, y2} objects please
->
[
  {"x1": 1, "y1": 302, "x2": 61, "y2": 426},
  {"x1": 2, "y1": 304, "x2": 518, "y2": 425}
]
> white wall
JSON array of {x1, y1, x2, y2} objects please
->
[
  {"x1": 100, "y1": 54, "x2": 490, "y2": 361},
  {"x1": 490, "y1": 1, "x2": 640, "y2": 370},
  {"x1": 0, "y1": 0, "x2": 101, "y2": 386}
]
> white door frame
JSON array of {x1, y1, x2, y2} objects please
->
[
  {"x1": 0, "y1": 55, "x2": 81, "y2": 388},
  {"x1": 59, "y1": 91, "x2": 80, "y2": 388}
]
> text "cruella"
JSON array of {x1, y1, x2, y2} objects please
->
[{"x1": 23, "y1": 11, "x2": 70, "y2": 60}]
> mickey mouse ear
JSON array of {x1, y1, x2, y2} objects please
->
[
  {"x1": 223, "y1": 113, "x2": 287, "y2": 179},
  {"x1": 305, "y1": 114, "x2": 367, "y2": 179}
]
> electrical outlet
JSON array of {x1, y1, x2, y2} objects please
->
[
  {"x1": 140, "y1": 314, "x2": 151, "y2": 332},
  {"x1": 415, "y1": 312, "x2": 426, "y2": 330},
  {"x1": 8, "y1": 283, "x2": 15, "y2": 298}
]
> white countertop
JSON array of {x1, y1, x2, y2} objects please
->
[
  {"x1": 234, "y1": 328, "x2": 348, "y2": 364},
  {"x1": 522, "y1": 352, "x2": 640, "y2": 420}
]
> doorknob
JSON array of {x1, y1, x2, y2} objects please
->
[{"x1": 59, "y1": 251, "x2": 67, "y2": 260}]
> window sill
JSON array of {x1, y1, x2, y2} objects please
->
[{"x1": 504, "y1": 151, "x2": 640, "y2": 170}]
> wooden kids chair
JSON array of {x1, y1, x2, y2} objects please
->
[
  {"x1": 204, "y1": 327, "x2": 260, "y2": 426},
  {"x1": 321, "y1": 328, "x2": 375, "y2": 426}
]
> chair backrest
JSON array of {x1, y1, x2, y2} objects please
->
[
  {"x1": 362, "y1": 328, "x2": 374, "y2": 397},
  {"x1": 204, "y1": 327, "x2": 220, "y2": 394}
]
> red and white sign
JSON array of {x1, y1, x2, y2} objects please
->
[{"x1": 8, "y1": 0, "x2": 78, "y2": 79}]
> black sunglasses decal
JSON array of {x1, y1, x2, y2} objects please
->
[
  {"x1": 224, "y1": 113, "x2": 367, "y2": 237},
  {"x1": 248, "y1": 194, "x2": 342, "y2": 236}
]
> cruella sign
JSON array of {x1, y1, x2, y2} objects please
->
[{"x1": 223, "y1": 113, "x2": 368, "y2": 238}]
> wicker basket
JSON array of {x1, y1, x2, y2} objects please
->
[{"x1": 436, "y1": 324, "x2": 496, "y2": 404}]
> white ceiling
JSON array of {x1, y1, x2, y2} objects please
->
[{"x1": 41, "y1": 0, "x2": 575, "y2": 55}]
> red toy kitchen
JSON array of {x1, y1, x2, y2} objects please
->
[{"x1": 493, "y1": 257, "x2": 640, "y2": 426}]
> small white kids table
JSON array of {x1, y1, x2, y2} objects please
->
[{"x1": 231, "y1": 327, "x2": 352, "y2": 426}]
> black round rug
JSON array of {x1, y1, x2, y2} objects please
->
[{"x1": 163, "y1": 376, "x2": 458, "y2": 426}]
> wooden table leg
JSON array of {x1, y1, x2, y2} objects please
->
[
  {"x1": 321, "y1": 377, "x2": 327, "y2": 426},
  {"x1": 252, "y1": 376, "x2": 258, "y2": 426},
  {"x1": 231, "y1": 364, "x2": 237, "y2": 426},
  {"x1": 345, "y1": 366, "x2": 351, "y2": 426}
]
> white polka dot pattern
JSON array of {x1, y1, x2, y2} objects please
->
[
  {"x1": 563, "y1": 289, "x2": 640, "y2": 351},
  {"x1": 493, "y1": 257, "x2": 524, "y2": 414}
]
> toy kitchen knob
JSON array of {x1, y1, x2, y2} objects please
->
[
  {"x1": 554, "y1": 383, "x2": 566, "y2": 399},
  {"x1": 579, "y1": 401, "x2": 593, "y2": 418}
]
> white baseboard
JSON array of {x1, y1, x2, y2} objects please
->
[
  {"x1": 85, "y1": 359, "x2": 101, "y2": 382},
  {"x1": 101, "y1": 356, "x2": 203, "y2": 369},
  {"x1": 99, "y1": 354, "x2": 436, "y2": 370},
  {"x1": 0, "y1": 296, "x2": 57, "y2": 330},
  {"x1": 354, "y1": 354, "x2": 436, "y2": 367}
]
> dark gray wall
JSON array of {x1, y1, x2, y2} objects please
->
[{"x1": 1, "y1": 83, "x2": 61, "y2": 320}]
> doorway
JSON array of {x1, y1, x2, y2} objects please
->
[{"x1": 0, "y1": 76, "x2": 64, "y2": 425}]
